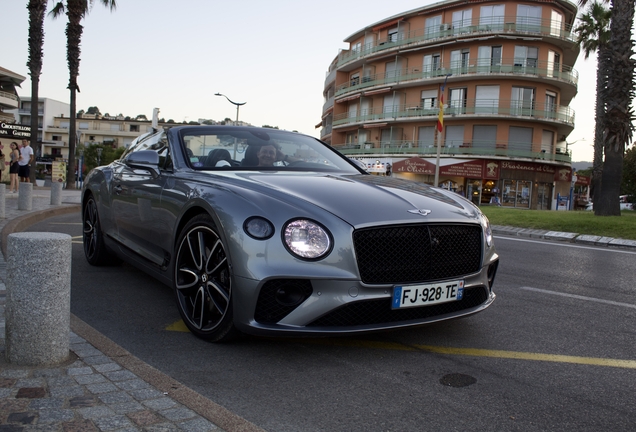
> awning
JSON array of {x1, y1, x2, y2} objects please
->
[
  {"x1": 335, "y1": 94, "x2": 361, "y2": 103},
  {"x1": 372, "y1": 18, "x2": 403, "y2": 32},
  {"x1": 363, "y1": 123, "x2": 387, "y2": 128},
  {"x1": 363, "y1": 88, "x2": 392, "y2": 96}
]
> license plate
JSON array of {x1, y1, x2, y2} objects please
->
[{"x1": 392, "y1": 280, "x2": 464, "y2": 309}]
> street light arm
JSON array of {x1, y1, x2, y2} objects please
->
[{"x1": 215, "y1": 93, "x2": 246, "y2": 107}]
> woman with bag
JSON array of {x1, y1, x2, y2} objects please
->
[{"x1": 9, "y1": 142, "x2": 21, "y2": 193}]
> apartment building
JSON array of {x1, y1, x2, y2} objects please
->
[
  {"x1": 11, "y1": 97, "x2": 70, "y2": 158},
  {"x1": 320, "y1": 0, "x2": 581, "y2": 209},
  {"x1": 0, "y1": 66, "x2": 27, "y2": 182}
]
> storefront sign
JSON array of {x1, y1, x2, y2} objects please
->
[
  {"x1": 575, "y1": 175, "x2": 590, "y2": 186},
  {"x1": 52, "y1": 161, "x2": 66, "y2": 183},
  {"x1": 0, "y1": 123, "x2": 31, "y2": 138},
  {"x1": 393, "y1": 157, "x2": 436, "y2": 174},
  {"x1": 500, "y1": 160, "x2": 571, "y2": 182},
  {"x1": 441, "y1": 160, "x2": 484, "y2": 177}
]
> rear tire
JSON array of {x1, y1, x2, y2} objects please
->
[
  {"x1": 174, "y1": 214, "x2": 237, "y2": 342},
  {"x1": 83, "y1": 195, "x2": 117, "y2": 266}
]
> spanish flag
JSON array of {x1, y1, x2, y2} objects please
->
[{"x1": 437, "y1": 75, "x2": 450, "y2": 132}]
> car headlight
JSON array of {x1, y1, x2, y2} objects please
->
[
  {"x1": 480, "y1": 213, "x2": 493, "y2": 248},
  {"x1": 244, "y1": 217, "x2": 275, "y2": 240},
  {"x1": 283, "y1": 219, "x2": 332, "y2": 260}
]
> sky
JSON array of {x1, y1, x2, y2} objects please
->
[{"x1": 3, "y1": 0, "x2": 601, "y2": 162}]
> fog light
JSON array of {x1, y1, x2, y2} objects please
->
[{"x1": 275, "y1": 286, "x2": 306, "y2": 306}]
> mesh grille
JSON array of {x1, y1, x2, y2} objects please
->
[
  {"x1": 353, "y1": 224, "x2": 482, "y2": 284},
  {"x1": 308, "y1": 287, "x2": 488, "y2": 327},
  {"x1": 254, "y1": 279, "x2": 313, "y2": 324}
]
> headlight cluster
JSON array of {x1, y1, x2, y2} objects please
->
[
  {"x1": 480, "y1": 213, "x2": 493, "y2": 248},
  {"x1": 283, "y1": 219, "x2": 332, "y2": 260},
  {"x1": 243, "y1": 217, "x2": 333, "y2": 260}
]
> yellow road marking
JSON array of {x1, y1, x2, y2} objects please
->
[
  {"x1": 163, "y1": 327, "x2": 636, "y2": 369},
  {"x1": 166, "y1": 320, "x2": 190, "y2": 332}
]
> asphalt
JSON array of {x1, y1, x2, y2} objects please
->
[{"x1": 0, "y1": 187, "x2": 634, "y2": 432}]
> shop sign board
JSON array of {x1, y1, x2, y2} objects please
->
[
  {"x1": 500, "y1": 160, "x2": 572, "y2": 182},
  {"x1": 52, "y1": 161, "x2": 67, "y2": 183},
  {"x1": 0, "y1": 123, "x2": 31, "y2": 139}
]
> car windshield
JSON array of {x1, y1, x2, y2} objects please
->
[{"x1": 180, "y1": 128, "x2": 360, "y2": 173}]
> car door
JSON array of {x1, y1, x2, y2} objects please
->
[{"x1": 111, "y1": 130, "x2": 172, "y2": 267}]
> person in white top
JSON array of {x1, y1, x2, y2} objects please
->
[{"x1": 18, "y1": 139, "x2": 34, "y2": 183}]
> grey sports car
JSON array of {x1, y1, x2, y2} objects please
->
[{"x1": 82, "y1": 126, "x2": 498, "y2": 342}]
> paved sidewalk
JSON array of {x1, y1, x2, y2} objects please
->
[{"x1": 0, "y1": 187, "x2": 263, "y2": 432}]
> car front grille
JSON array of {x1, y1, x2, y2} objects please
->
[
  {"x1": 307, "y1": 286, "x2": 488, "y2": 327},
  {"x1": 353, "y1": 224, "x2": 482, "y2": 284}
]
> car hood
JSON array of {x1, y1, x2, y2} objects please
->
[{"x1": 227, "y1": 173, "x2": 481, "y2": 227}]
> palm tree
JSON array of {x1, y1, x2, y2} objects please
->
[
  {"x1": 49, "y1": 0, "x2": 117, "y2": 189},
  {"x1": 573, "y1": 2, "x2": 611, "y2": 205},
  {"x1": 27, "y1": 0, "x2": 48, "y2": 184},
  {"x1": 578, "y1": 0, "x2": 635, "y2": 216}
]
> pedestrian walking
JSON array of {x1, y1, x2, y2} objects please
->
[
  {"x1": 9, "y1": 142, "x2": 21, "y2": 193},
  {"x1": 18, "y1": 139, "x2": 34, "y2": 183}
]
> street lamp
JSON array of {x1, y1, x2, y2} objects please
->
[{"x1": 215, "y1": 93, "x2": 246, "y2": 124}]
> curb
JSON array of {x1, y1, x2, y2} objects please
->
[
  {"x1": 492, "y1": 225, "x2": 636, "y2": 250},
  {"x1": 1, "y1": 204, "x2": 81, "y2": 257}
]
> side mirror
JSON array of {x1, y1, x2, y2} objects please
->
[{"x1": 125, "y1": 150, "x2": 160, "y2": 177}]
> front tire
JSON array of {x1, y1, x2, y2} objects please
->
[{"x1": 174, "y1": 214, "x2": 237, "y2": 342}]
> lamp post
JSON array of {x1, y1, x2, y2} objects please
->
[{"x1": 215, "y1": 93, "x2": 246, "y2": 124}]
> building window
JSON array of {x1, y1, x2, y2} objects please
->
[
  {"x1": 452, "y1": 9, "x2": 472, "y2": 30},
  {"x1": 475, "y1": 85, "x2": 500, "y2": 114},
  {"x1": 388, "y1": 27, "x2": 399, "y2": 42},
  {"x1": 449, "y1": 88, "x2": 467, "y2": 114},
  {"x1": 545, "y1": 91, "x2": 557, "y2": 119},
  {"x1": 79, "y1": 122, "x2": 89, "y2": 130},
  {"x1": 550, "y1": 10, "x2": 563, "y2": 37},
  {"x1": 130, "y1": 124, "x2": 139, "y2": 132},
  {"x1": 511, "y1": 87, "x2": 535, "y2": 115},
  {"x1": 473, "y1": 125, "x2": 497, "y2": 148},
  {"x1": 423, "y1": 54, "x2": 441, "y2": 75},
  {"x1": 509, "y1": 126, "x2": 533, "y2": 152},
  {"x1": 421, "y1": 89, "x2": 438, "y2": 112},
  {"x1": 445, "y1": 125, "x2": 465, "y2": 148},
  {"x1": 450, "y1": 49, "x2": 470, "y2": 73},
  {"x1": 514, "y1": 46, "x2": 538, "y2": 69},
  {"x1": 350, "y1": 73, "x2": 360, "y2": 86},
  {"x1": 480, "y1": 4, "x2": 505, "y2": 29},
  {"x1": 418, "y1": 126, "x2": 435, "y2": 147},
  {"x1": 517, "y1": 5, "x2": 542, "y2": 32},
  {"x1": 425, "y1": 15, "x2": 442, "y2": 36},
  {"x1": 477, "y1": 46, "x2": 502, "y2": 70}
]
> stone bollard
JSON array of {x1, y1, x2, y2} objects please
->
[
  {"x1": 5, "y1": 232, "x2": 72, "y2": 365},
  {"x1": 51, "y1": 181, "x2": 63, "y2": 206},
  {"x1": 18, "y1": 182, "x2": 33, "y2": 211},
  {"x1": 0, "y1": 183, "x2": 4, "y2": 219}
]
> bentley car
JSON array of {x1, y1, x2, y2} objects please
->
[{"x1": 82, "y1": 126, "x2": 499, "y2": 342}]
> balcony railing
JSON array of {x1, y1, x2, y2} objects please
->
[
  {"x1": 338, "y1": 15, "x2": 576, "y2": 68},
  {"x1": 334, "y1": 140, "x2": 572, "y2": 163},
  {"x1": 336, "y1": 60, "x2": 578, "y2": 98},
  {"x1": 333, "y1": 99, "x2": 575, "y2": 127},
  {"x1": 0, "y1": 112, "x2": 15, "y2": 123}
]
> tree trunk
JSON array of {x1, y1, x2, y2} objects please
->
[
  {"x1": 595, "y1": 0, "x2": 635, "y2": 216},
  {"x1": 65, "y1": 0, "x2": 84, "y2": 190},
  {"x1": 591, "y1": 46, "x2": 608, "y2": 202},
  {"x1": 27, "y1": 0, "x2": 46, "y2": 184}
]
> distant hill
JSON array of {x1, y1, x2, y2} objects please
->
[{"x1": 572, "y1": 161, "x2": 592, "y2": 172}]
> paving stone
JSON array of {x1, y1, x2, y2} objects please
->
[
  {"x1": 70, "y1": 343, "x2": 102, "y2": 358},
  {"x1": 93, "y1": 363, "x2": 121, "y2": 374},
  {"x1": 0, "y1": 370, "x2": 29, "y2": 379},
  {"x1": 67, "y1": 367, "x2": 93, "y2": 377},
  {"x1": 61, "y1": 418, "x2": 100, "y2": 432},
  {"x1": 77, "y1": 405, "x2": 116, "y2": 420},
  {"x1": 7, "y1": 411, "x2": 37, "y2": 425},
  {"x1": 141, "y1": 398, "x2": 177, "y2": 411},
  {"x1": 73, "y1": 374, "x2": 106, "y2": 385},
  {"x1": 97, "y1": 391, "x2": 134, "y2": 404},
  {"x1": 37, "y1": 408, "x2": 75, "y2": 423},
  {"x1": 15, "y1": 379, "x2": 46, "y2": 389},
  {"x1": 93, "y1": 414, "x2": 135, "y2": 431},
  {"x1": 81, "y1": 355, "x2": 112, "y2": 366},
  {"x1": 48, "y1": 385, "x2": 85, "y2": 399},
  {"x1": 144, "y1": 422, "x2": 180, "y2": 432},
  {"x1": 128, "y1": 388, "x2": 164, "y2": 402},
  {"x1": 29, "y1": 398, "x2": 65, "y2": 410},
  {"x1": 158, "y1": 407, "x2": 196, "y2": 421},
  {"x1": 0, "y1": 378, "x2": 17, "y2": 388},
  {"x1": 103, "y1": 370, "x2": 137, "y2": 382},
  {"x1": 85, "y1": 382, "x2": 118, "y2": 394},
  {"x1": 115, "y1": 379, "x2": 150, "y2": 392},
  {"x1": 177, "y1": 416, "x2": 220, "y2": 432},
  {"x1": 16, "y1": 388, "x2": 46, "y2": 399},
  {"x1": 68, "y1": 396, "x2": 97, "y2": 408},
  {"x1": 127, "y1": 410, "x2": 163, "y2": 426},
  {"x1": 108, "y1": 400, "x2": 145, "y2": 415}
]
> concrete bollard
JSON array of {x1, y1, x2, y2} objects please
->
[
  {"x1": 18, "y1": 182, "x2": 33, "y2": 211},
  {"x1": 51, "y1": 181, "x2": 63, "y2": 206},
  {"x1": 5, "y1": 232, "x2": 72, "y2": 366},
  {"x1": 0, "y1": 183, "x2": 4, "y2": 219}
]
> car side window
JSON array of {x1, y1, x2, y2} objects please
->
[{"x1": 123, "y1": 129, "x2": 171, "y2": 170}]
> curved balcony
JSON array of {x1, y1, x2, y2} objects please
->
[
  {"x1": 334, "y1": 140, "x2": 572, "y2": 164},
  {"x1": 338, "y1": 16, "x2": 577, "y2": 69},
  {"x1": 333, "y1": 99, "x2": 575, "y2": 128},
  {"x1": 335, "y1": 60, "x2": 578, "y2": 100},
  {"x1": 0, "y1": 90, "x2": 19, "y2": 110}
]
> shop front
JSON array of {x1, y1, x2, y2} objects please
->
[{"x1": 392, "y1": 157, "x2": 573, "y2": 210}]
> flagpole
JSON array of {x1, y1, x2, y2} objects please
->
[{"x1": 434, "y1": 74, "x2": 451, "y2": 188}]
